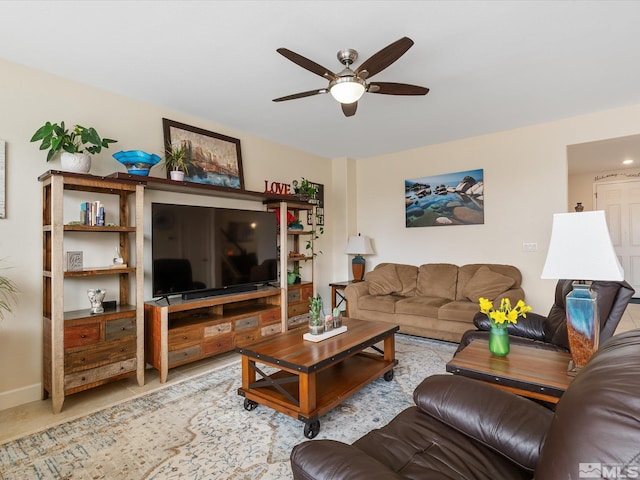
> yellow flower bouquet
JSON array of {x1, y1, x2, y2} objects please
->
[
  {"x1": 479, "y1": 297, "x2": 532, "y2": 328},
  {"x1": 479, "y1": 297, "x2": 532, "y2": 357}
]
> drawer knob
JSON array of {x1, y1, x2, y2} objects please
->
[{"x1": 80, "y1": 334, "x2": 87, "y2": 338}]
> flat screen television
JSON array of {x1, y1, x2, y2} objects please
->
[{"x1": 151, "y1": 203, "x2": 278, "y2": 299}]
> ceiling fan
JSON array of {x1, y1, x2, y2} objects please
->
[{"x1": 272, "y1": 37, "x2": 429, "y2": 117}]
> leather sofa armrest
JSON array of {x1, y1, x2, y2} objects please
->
[
  {"x1": 414, "y1": 375, "x2": 553, "y2": 471},
  {"x1": 473, "y1": 311, "x2": 548, "y2": 342},
  {"x1": 291, "y1": 440, "x2": 404, "y2": 480}
]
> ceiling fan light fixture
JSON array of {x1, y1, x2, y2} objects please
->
[{"x1": 329, "y1": 77, "x2": 366, "y2": 104}]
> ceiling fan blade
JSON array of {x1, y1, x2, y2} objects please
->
[
  {"x1": 277, "y1": 48, "x2": 336, "y2": 80},
  {"x1": 273, "y1": 89, "x2": 328, "y2": 102},
  {"x1": 341, "y1": 102, "x2": 357, "y2": 117},
  {"x1": 355, "y1": 37, "x2": 414, "y2": 79},
  {"x1": 368, "y1": 82, "x2": 429, "y2": 96}
]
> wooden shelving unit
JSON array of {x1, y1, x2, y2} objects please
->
[
  {"x1": 40, "y1": 171, "x2": 144, "y2": 414},
  {"x1": 264, "y1": 200, "x2": 317, "y2": 331}
]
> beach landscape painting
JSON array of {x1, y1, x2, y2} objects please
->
[{"x1": 405, "y1": 169, "x2": 484, "y2": 227}]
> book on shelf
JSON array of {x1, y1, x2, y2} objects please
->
[{"x1": 80, "y1": 201, "x2": 105, "y2": 226}]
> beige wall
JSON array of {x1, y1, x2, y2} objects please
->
[
  {"x1": 355, "y1": 105, "x2": 640, "y2": 316},
  {"x1": 2, "y1": 55, "x2": 640, "y2": 411}
]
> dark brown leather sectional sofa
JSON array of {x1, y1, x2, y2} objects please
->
[{"x1": 291, "y1": 328, "x2": 640, "y2": 479}]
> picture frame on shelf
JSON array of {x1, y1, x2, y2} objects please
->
[
  {"x1": 66, "y1": 251, "x2": 83, "y2": 272},
  {"x1": 162, "y1": 118, "x2": 244, "y2": 190}
]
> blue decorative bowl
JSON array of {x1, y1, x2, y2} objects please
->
[{"x1": 113, "y1": 150, "x2": 161, "y2": 176}]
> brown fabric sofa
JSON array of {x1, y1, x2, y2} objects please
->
[
  {"x1": 345, "y1": 263, "x2": 524, "y2": 342},
  {"x1": 291, "y1": 328, "x2": 640, "y2": 480}
]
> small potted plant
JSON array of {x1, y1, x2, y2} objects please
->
[
  {"x1": 308, "y1": 294, "x2": 324, "y2": 335},
  {"x1": 162, "y1": 143, "x2": 192, "y2": 181},
  {"x1": 287, "y1": 265, "x2": 301, "y2": 285},
  {"x1": 30, "y1": 121, "x2": 117, "y2": 173},
  {"x1": 292, "y1": 177, "x2": 319, "y2": 203}
]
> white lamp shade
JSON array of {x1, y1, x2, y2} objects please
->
[
  {"x1": 330, "y1": 80, "x2": 365, "y2": 104},
  {"x1": 541, "y1": 210, "x2": 624, "y2": 281},
  {"x1": 345, "y1": 235, "x2": 375, "y2": 255}
]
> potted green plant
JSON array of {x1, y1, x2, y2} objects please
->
[
  {"x1": 0, "y1": 264, "x2": 18, "y2": 322},
  {"x1": 162, "y1": 143, "x2": 192, "y2": 181},
  {"x1": 30, "y1": 121, "x2": 117, "y2": 173},
  {"x1": 287, "y1": 265, "x2": 302, "y2": 285},
  {"x1": 292, "y1": 177, "x2": 319, "y2": 203},
  {"x1": 308, "y1": 294, "x2": 324, "y2": 335}
]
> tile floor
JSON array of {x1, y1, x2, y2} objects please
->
[{"x1": 2, "y1": 304, "x2": 640, "y2": 444}]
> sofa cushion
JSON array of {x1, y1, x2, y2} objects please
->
[
  {"x1": 416, "y1": 264, "x2": 458, "y2": 300},
  {"x1": 395, "y1": 296, "x2": 451, "y2": 317},
  {"x1": 358, "y1": 294, "x2": 402, "y2": 314},
  {"x1": 376, "y1": 263, "x2": 418, "y2": 296},
  {"x1": 462, "y1": 266, "x2": 515, "y2": 302},
  {"x1": 439, "y1": 300, "x2": 482, "y2": 323},
  {"x1": 457, "y1": 264, "x2": 522, "y2": 301},
  {"x1": 365, "y1": 264, "x2": 403, "y2": 295}
]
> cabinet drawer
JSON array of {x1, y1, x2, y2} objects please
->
[
  {"x1": 168, "y1": 325, "x2": 204, "y2": 348},
  {"x1": 235, "y1": 316, "x2": 259, "y2": 330},
  {"x1": 65, "y1": 337, "x2": 136, "y2": 372},
  {"x1": 260, "y1": 308, "x2": 280, "y2": 324},
  {"x1": 105, "y1": 318, "x2": 136, "y2": 341},
  {"x1": 203, "y1": 334, "x2": 233, "y2": 356},
  {"x1": 65, "y1": 324, "x2": 100, "y2": 349},
  {"x1": 168, "y1": 345, "x2": 201, "y2": 365},
  {"x1": 204, "y1": 322, "x2": 232, "y2": 337},
  {"x1": 288, "y1": 302, "x2": 309, "y2": 318},
  {"x1": 261, "y1": 323, "x2": 282, "y2": 337},
  {"x1": 64, "y1": 358, "x2": 137, "y2": 390},
  {"x1": 300, "y1": 285, "x2": 313, "y2": 302},
  {"x1": 288, "y1": 288, "x2": 301, "y2": 303},
  {"x1": 235, "y1": 329, "x2": 259, "y2": 346},
  {"x1": 288, "y1": 314, "x2": 309, "y2": 329}
]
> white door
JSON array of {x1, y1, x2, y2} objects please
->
[{"x1": 595, "y1": 179, "x2": 640, "y2": 297}]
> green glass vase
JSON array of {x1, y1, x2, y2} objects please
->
[{"x1": 489, "y1": 326, "x2": 510, "y2": 356}]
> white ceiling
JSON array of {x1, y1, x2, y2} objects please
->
[{"x1": 2, "y1": 1, "x2": 640, "y2": 167}]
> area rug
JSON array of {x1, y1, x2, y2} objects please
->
[{"x1": 0, "y1": 335, "x2": 457, "y2": 480}]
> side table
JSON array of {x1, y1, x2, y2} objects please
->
[
  {"x1": 329, "y1": 280, "x2": 360, "y2": 317},
  {"x1": 446, "y1": 339, "x2": 573, "y2": 404}
]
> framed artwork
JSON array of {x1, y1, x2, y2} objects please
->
[
  {"x1": 306, "y1": 182, "x2": 324, "y2": 226},
  {"x1": 405, "y1": 168, "x2": 484, "y2": 227},
  {"x1": 0, "y1": 139, "x2": 5, "y2": 219},
  {"x1": 162, "y1": 118, "x2": 244, "y2": 190}
]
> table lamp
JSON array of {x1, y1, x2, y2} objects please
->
[
  {"x1": 541, "y1": 210, "x2": 624, "y2": 375},
  {"x1": 345, "y1": 234, "x2": 375, "y2": 281}
]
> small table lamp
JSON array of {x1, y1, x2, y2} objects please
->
[
  {"x1": 541, "y1": 210, "x2": 624, "y2": 375},
  {"x1": 345, "y1": 234, "x2": 375, "y2": 281}
]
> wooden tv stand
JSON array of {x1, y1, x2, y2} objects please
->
[{"x1": 145, "y1": 287, "x2": 282, "y2": 383}]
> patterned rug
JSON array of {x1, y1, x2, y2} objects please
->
[{"x1": 0, "y1": 335, "x2": 457, "y2": 480}]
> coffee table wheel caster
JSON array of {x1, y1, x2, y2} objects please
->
[
  {"x1": 304, "y1": 419, "x2": 320, "y2": 439},
  {"x1": 243, "y1": 398, "x2": 258, "y2": 411},
  {"x1": 384, "y1": 369, "x2": 394, "y2": 381}
]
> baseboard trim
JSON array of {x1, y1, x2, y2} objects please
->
[{"x1": 0, "y1": 382, "x2": 42, "y2": 412}]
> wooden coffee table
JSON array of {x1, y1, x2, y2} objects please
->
[
  {"x1": 446, "y1": 339, "x2": 574, "y2": 404},
  {"x1": 236, "y1": 317, "x2": 399, "y2": 438}
]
